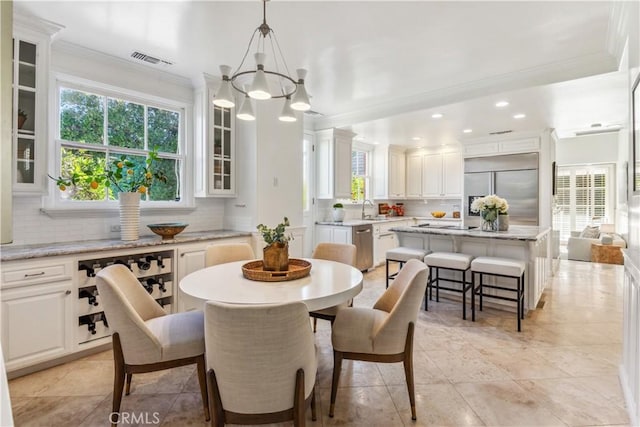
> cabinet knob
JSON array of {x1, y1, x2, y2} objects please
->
[{"x1": 65, "y1": 290, "x2": 72, "y2": 295}]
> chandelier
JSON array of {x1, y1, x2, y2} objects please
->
[{"x1": 213, "y1": 0, "x2": 311, "y2": 122}]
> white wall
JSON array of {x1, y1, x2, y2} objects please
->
[
  {"x1": 224, "y1": 99, "x2": 304, "y2": 232},
  {"x1": 556, "y1": 133, "x2": 620, "y2": 165}
]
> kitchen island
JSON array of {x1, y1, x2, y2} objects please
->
[{"x1": 390, "y1": 224, "x2": 552, "y2": 311}]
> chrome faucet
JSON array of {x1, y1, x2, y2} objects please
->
[{"x1": 361, "y1": 199, "x2": 374, "y2": 220}]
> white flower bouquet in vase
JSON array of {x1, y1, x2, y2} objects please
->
[{"x1": 470, "y1": 195, "x2": 509, "y2": 232}]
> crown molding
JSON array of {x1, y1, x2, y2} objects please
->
[
  {"x1": 13, "y1": 11, "x2": 64, "y2": 37},
  {"x1": 314, "y1": 52, "x2": 618, "y2": 132}
]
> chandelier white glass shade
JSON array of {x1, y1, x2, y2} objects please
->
[{"x1": 213, "y1": 0, "x2": 310, "y2": 121}]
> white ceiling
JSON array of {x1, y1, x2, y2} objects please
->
[{"x1": 15, "y1": 1, "x2": 628, "y2": 146}]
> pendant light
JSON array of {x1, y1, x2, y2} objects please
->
[{"x1": 213, "y1": 0, "x2": 310, "y2": 121}]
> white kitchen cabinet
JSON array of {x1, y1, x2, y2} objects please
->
[
  {"x1": 315, "y1": 225, "x2": 351, "y2": 244},
  {"x1": 372, "y1": 220, "x2": 410, "y2": 266},
  {"x1": 407, "y1": 149, "x2": 462, "y2": 198},
  {"x1": 405, "y1": 153, "x2": 423, "y2": 198},
  {"x1": 11, "y1": 17, "x2": 61, "y2": 194},
  {"x1": 195, "y1": 74, "x2": 236, "y2": 197},
  {"x1": 1, "y1": 258, "x2": 74, "y2": 371},
  {"x1": 176, "y1": 243, "x2": 208, "y2": 312},
  {"x1": 316, "y1": 129, "x2": 355, "y2": 199},
  {"x1": 373, "y1": 145, "x2": 405, "y2": 199},
  {"x1": 422, "y1": 153, "x2": 443, "y2": 197},
  {"x1": 462, "y1": 136, "x2": 540, "y2": 158}
]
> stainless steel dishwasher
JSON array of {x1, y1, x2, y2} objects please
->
[{"x1": 352, "y1": 224, "x2": 373, "y2": 271}]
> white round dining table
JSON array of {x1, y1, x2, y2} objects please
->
[{"x1": 179, "y1": 258, "x2": 364, "y2": 312}]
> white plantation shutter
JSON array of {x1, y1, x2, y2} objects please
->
[{"x1": 555, "y1": 164, "x2": 614, "y2": 243}]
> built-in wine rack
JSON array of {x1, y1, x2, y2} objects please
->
[{"x1": 76, "y1": 250, "x2": 173, "y2": 344}]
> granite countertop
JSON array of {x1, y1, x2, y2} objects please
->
[
  {"x1": 0, "y1": 230, "x2": 251, "y2": 261},
  {"x1": 316, "y1": 216, "x2": 462, "y2": 227},
  {"x1": 390, "y1": 224, "x2": 550, "y2": 241}
]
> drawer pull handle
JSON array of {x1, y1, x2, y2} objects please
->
[
  {"x1": 24, "y1": 272, "x2": 46, "y2": 278},
  {"x1": 65, "y1": 290, "x2": 72, "y2": 295}
]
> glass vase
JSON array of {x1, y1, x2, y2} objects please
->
[{"x1": 481, "y1": 208, "x2": 498, "y2": 232}]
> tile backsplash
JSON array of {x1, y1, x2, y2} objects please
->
[
  {"x1": 318, "y1": 198, "x2": 462, "y2": 221},
  {"x1": 9, "y1": 196, "x2": 225, "y2": 245}
]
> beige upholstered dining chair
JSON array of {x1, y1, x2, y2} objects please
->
[
  {"x1": 309, "y1": 242, "x2": 357, "y2": 331},
  {"x1": 205, "y1": 242, "x2": 255, "y2": 267},
  {"x1": 205, "y1": 300, "x2": 317, "y2": 426},
  {"x1": 96, "y1": 265, "x2": 209, "y2": 426},
  {"x1": 329, "y1": 258, "x2": 428, "y2": 421}
]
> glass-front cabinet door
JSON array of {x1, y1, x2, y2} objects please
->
[
  {"x1": 11, "y1": 16, "x2": 61, "y2": 194},
  {"x1": 194, "y1": 75, "x2": 236, "y2": 197},
  {"x1": 13, "y1": 39, "x2": 38, "y2": 190},
  {"x1": 210, "y1": 105, "x2": 233, "y2": 193}
]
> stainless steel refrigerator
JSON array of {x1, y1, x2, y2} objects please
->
[{"x1": 464, "y1": 153, "x2": 539, "y2": 227}]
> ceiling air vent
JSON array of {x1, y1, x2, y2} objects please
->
[
  {"x1": 130, "y1": 51, "x2": 173, "y2": 66},
  {"x1": 488, "y1": 130, "x2": 513, "y2": 135}
]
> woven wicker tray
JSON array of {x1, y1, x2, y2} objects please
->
[{"x1": 241, "y1": 259, "x2": 312, "y2": 282}]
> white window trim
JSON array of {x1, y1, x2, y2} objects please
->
[
  {"x1": 43, "y1": 73, "x2": 194, "y2": 215},
  {"x1": 348, "y1": 142, "x2": 374, "y2": 203}
]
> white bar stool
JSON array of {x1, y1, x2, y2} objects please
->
[
  {"x1": 423, "y1": 252, "x2": 474, "y2": 319},
  {"x1": 470, "y1": 257, "x2": 526, "y2": 331},
  {"x1": 385, "y1": 247, "x2": 428, "y2": 288}
]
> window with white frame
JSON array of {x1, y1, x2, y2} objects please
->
[
  {"x1": 553, "y1": 164, "x2": 615, "y2": 242},
  {"x1": 54, "y1": 81, "x2": 185, "y2": 205},
  {"x1": 351, "y1": 146, "x2": 370, "y2": 201}
]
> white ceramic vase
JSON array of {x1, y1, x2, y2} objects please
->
[
  {"x1": 118, "y1": 192, "x2": 141, "y2": 241},
  {"x1": 332, "y1": 208, "x2": 346, "y2": 222}
]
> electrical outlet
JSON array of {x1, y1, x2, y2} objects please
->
[{"x1": 110, "y1": 225, "x2": 121, "y2": 232}]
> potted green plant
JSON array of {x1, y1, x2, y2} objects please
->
[
  {"x1": 332, "y1": 202, "x2": 346, "y2": 222},
  {"x1": 257, "y1": 217, "x2": 292, "y2": 271},
  {"x1": 17, "y1": 109, "x2": 27, "y2": 129}
]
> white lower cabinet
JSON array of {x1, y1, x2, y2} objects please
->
[
  {"x1": 1, "y1": 281, "x2": 73, "y2": 371},
  {"x1": 176, "y1": 243, "x2": 208, "y2": 312},
  {"x1": 315, "y1": 225, "x2": 352, "y2": 245},
  {"x1": 373, "y1": 221, "x2": 407, "y2": 266}
]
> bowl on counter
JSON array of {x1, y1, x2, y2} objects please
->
[
  {"x1": 430, "y1": 211, "x2": 446, "y2": 218},
  {"x1": 147, "y1": 223, "x2": 188, "y2": 240}
]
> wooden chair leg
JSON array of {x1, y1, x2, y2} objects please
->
[
  {"x1": 293, "y1": 368, "x2": 306, "y2": 427},
  {"x1": 311, "y1": 386, "x2": 317, "y2": 421},
  {"x1": 125, "y1": 373, "x2": 133, "y2": 395},
  {"x1": 196, "y1": 355, "x2": 211, "y2": 421},
  {"x1": 111, "y1": 333, "x2": 126, "y2": 427},
  {"x1": 403, "y1": 323, "x2": 417, "y2": 420},
  {"x1": 208, "y1": 369, "x2": 224, "y2": 427},
  {"x1": 329, "y1": 350, "x2": 343, "y2": 418}
]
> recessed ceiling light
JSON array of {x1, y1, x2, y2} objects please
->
[
  {"x1": 495, "y1": 101, "x2": 509, "y2": 108},
  {"x1": 432, "y1": 113, "x2": 443, "y2": 119},
  {"x1": 513, "y1": 113, "x2": 526, "y2": 119},
  {"x1": 411, "y1": 137, "x2": 422, "y2": 141},
  {"x1": 372, "y1": 141, "x2": 380, "y2": 145},
  {"x1": 463, "y1": 129, "x2": 473, "y2": 133}
]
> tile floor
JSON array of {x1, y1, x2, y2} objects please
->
[{"x1": 8, "y1": 260, "x2": 630, "y2": 426}]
